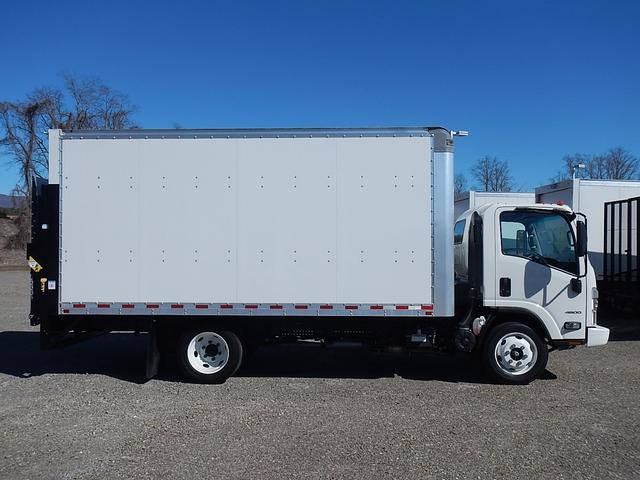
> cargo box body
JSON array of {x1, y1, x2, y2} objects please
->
[{"x1": 46, "y1": 128, "x2": 454, "y2": 318}]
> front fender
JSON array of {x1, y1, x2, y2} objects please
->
[{"x1": 493, "y1": 300, "x2": 563, "y2": 340}]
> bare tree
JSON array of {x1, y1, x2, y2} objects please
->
[
  {"x1": 0, "y1": 100, "x2": 51, "y2": 247},
  {"x1": 597, "y1": 147, "x2": 638, "y2": 180},
  {"x1": 454, "y1": 173, "x2": 467, "y2": 196},
  {"x1": 0, "y1": 101, "x2": 50, "y2": 198},
  {"x1": 551, "y1": 148, "x2": 638, "y2": 182},
  {"x1": 0, "y1": 74, "x2": 136, "y2": 248},
  {"x1": 550, "y1": 153, "x2": 591, "y2": 182},
  {"x1": 32, "y1": 74, "x2": 136, "y2": 131},
  {"x1": 471, "y1": 156, "x2": 513, "y2": 192}
]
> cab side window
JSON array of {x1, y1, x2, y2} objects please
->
[{"x1": 454, "y1": 220, "x2": 466, "y2": 244}]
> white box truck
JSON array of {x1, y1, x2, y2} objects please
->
[
  {"x1": 27, "y1": 127, "x2": 608, "y2": 384},
  {"x1": 454, "y1": 191, "x2": 535, "y2": 221},
  {"x1": 536, "y1": 178, "x2": 640, "y2": 276}
]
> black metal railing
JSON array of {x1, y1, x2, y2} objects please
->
[{"x1": 602, "y1": 196, "x2": 639, "y2": 309}]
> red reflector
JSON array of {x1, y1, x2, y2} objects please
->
[
  {"x1": 270, "y1": 305, "x2": 283, "y2": 309},
  {"x1": 320, "y1": 304, "x2": 333, "y2": 310},
  {"x1": 219, "y1": 304, "x2": 233, "y2": 309},
  {"x1": 146, "y1": 304, "x2": 160, "y2": 309},
  {"x1": 370, "y1": 305, "x2": 383, "y2": 310},
  {"x1": 122, "y1": 304, "x2": 135, "y2": 309},
  {"x1": 294, "y1": 305, "x2": 308, "y2": 309},
  {"x1": 345, "y1": 305, "x2": 358, "y2": 310},
  {"x1": 73, "y1": 303, "x2": 86, "y2": 309},
  {"x1": 196, "y1": 304, "x2": 209, "y2": 309},
  {"x1": 395, "y1": 305, "x2": 408, "y2": 310},
  {"x1": 97, "y1": 303, "x2": 110, "y2": 308},
  {"x1": 171, "y1": 304, "x2": 184, "y2": 309},
  {"x1": 245, "y1": 304, "x2": 258, "y2": 309},
  {"x1": 421, "y1": 305, "x2": 433, "y2": 310},
  {"x1": 62, "y1": 309, "x2": 70, "y2": 313}
]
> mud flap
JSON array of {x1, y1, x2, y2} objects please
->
[{"x1": 146, "y1": 322, "x2": 160, "y2": 379}]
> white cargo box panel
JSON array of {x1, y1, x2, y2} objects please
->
[{"x1": 54, "y1": 130, "x2": 437, "y2": 307}]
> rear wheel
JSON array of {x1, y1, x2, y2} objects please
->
[
  {"x1": 177, "y1": 328, "x2": 243, "y2": 384},
  {"x1": 482, "y1": 322, "x2": 548, "y2": 384}
]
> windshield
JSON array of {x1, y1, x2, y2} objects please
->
[{"x1": 500, "y1": 210, "x2": 577, "y2": 275}]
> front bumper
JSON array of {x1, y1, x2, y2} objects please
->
[{"x1": 587, "y1": 326, "x2": 610, "y2": 347}]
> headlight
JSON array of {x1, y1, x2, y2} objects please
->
[{"x1": 592, "y1": 287, "x2": 599, "y2": 299}]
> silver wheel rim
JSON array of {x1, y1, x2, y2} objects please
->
[
  {"x1": 187, "y1": 332, "x2": 229, "y2": 374},
  {"x1": 494, "y1": 332, "x2": 538, "y2": 376}
]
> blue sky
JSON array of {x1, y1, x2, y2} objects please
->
[{"x1": 1, "y1": 0, "x2": 639, "y2": 194}]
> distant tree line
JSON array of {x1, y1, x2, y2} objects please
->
[
  {"x1": 551, "y1": 148, "x2": 639, "y2": 182},
  {"x1": 455, "y1": 148, "x2": 639, "y2": 197},
  {"x1": 0, "y1": 74, "x2": 136, "y2": 247}
]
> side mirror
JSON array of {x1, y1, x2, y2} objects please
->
[{"x1": 576, "y1": 220, "x2": 587, "y2": 257}]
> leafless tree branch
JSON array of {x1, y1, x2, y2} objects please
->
[
  {"x1": 0, "y1": 74, "x2": 137, "y2": 248},
  {"x1": 471, "y1": 156, "x2": 513, "y2": 192}
]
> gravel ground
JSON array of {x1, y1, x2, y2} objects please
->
[{"x1": 0, "y1": 270, "x2": 639, "y2": 479}]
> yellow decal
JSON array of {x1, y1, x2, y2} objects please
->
[
  {"x1": 28, "y1": 256, "x2": 43, "y2": 273},
  {"x1": 40, "y1": 278, "x2": 47, "y2": 293}
]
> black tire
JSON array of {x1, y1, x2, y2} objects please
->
[
  {"x1": 482, "y1": 322, "x2": 548, "y2": 385},
  {"x1": 176, "y1": 327, "x2": 243, "y2": 384}
]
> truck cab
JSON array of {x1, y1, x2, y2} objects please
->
[{"x1": 454, "y1": 203, "x2": 609, "y2": 383}]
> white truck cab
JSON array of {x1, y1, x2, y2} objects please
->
[{"x1": 454, "y1": 202, "x2": 609, "y2": 382}]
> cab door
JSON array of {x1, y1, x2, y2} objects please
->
[{"x1": 493, "y1": 208, "x2": 587, "y2": 341}]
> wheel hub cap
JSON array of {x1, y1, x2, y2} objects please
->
[
  {"x1": 510, "y1": 348, "x2": 524, "y2": 361},
  {"x1": 187, "y1": 332, "x2": 230, "y2": 374},
  {"x1": 494, "y1": 333, "x2": 538, "y2": 376}
]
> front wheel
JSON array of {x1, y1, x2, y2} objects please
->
[
  {"x1": 177, "y1": 328, "x2": 243, "y2": 384},
  {"x1": 482, "y1": 322, "x2": 548, "y2": 385}
]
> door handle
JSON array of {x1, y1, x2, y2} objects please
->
[{"x1": 500, "y1": 277, "x2": 511, "y2": 297}]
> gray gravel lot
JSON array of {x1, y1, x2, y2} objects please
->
[{"x1": 1, "y1": 270, "x2": 639, "y2": 479}]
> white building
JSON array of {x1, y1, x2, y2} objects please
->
[{"x1": 535, "y1": 178, "x2": 640, "y2": 276}]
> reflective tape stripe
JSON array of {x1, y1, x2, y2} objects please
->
[{"x1": 59, "y1": 302, "x2": 436, "y2": 317}]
